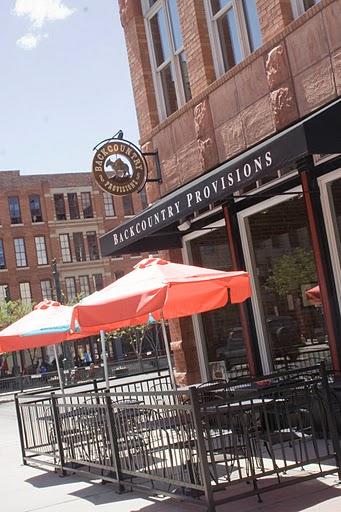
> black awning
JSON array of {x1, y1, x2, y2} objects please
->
[{"x1": 100, "y1": 98, "x2": 341, "y2": 257}]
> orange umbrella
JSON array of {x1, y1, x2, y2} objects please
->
[
  {"x1": 71, "y1": 258, "x2": 251, "y2": 387},
  {"x1": 71, "y1": 257, "x2": 251, "y2": 332},
  {"x1": 305, "y1": 285, "x2": 321, "y2": 305}
]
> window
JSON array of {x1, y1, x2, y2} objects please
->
[
  {"x1": 122, "y1": 195, "x2": 134, "y2": 216},
  {"x1": 59, "y1": 234, "x2": 72, "y2": 263},
  {"x1": 73, "y1": 232, "x2": 86, "y2": 262},
  {"x1": 0, "y1": 240, "x2": 6, "y2": 269},
  {"x1": 29, "y1": 195, "x2": 43, "y2": 222},
  {"x1": 8, "y1": 196, "x2": 22, "y2": 224},
  {"x1": 20, "y1": 282, "x2": 32, "y2": 304},
  {"x1": 139, "y1": 188, "x2": 149, "y2": 210},
  {"x1": 114, "y1": 270, "x2": 124, "y2": 280},
  {"x1": 291, "y1": 0, "x2": 320, "y2": 18},
  {"x1": 54, "y1": 194, "x2": 66, "y2": 220},
  {"x1": 68, "y1": 193, "x2": 80, "y2": 219},
  {"x1": 65, "y1": 277, "x2": 77, "y2": 301},
  {"x1": 81, "y1": 192, "x2": 94, "y2": 218},
  {"x1": 79, "y1": 275, "x2": 90, "y2": 296},
  {"x1": 41, "y1": 280, "x2": 53, "y2": 300},
  {"x1": 143, "y1": 0, "x2": 191, "y2": 119},
  {"x1": 86, "y1": 232, "x2": 100, "y2": 260},
  {"x1": 14, "y1": 238, "x2": 27, "y2": 267},
  {"x1": 103, "y1": 193, "x2": 116, "y2": 217},
  {"x1": 206, "y1": 0, "x2": 262, "y2": 76},
  {"x1": 0, "y1": 284, "x2": 10, "y2": 303},
  {"x1": 35, "y1": 236, "x2": 48, "y2": 265},
  {"x1": 93, "y1": 273, "x2": 104, "y2": 290}
]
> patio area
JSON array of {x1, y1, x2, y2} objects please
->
[{"x1": 15, "y1": 364, "x2": 341, "y2": 512}]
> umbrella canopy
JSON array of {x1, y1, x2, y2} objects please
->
[
  {"x1": 71, "y1": 257, "x2": 251, "y2": 332},
  {"x1": 0, "y1": 300, "x2": 85, "y2": 353},
  {"x1": 305, "y1": 285, "x2": 321, "y2": 305}
]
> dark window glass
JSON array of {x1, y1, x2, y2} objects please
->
[
  {"x1": 123, "y1": 195, "x2": 134, "y2": 216},
  {"x1": 68, "y1": 193, "x2": 80, "y2": 219},
  {"x1": 87, "y1": 232, "x2": 100, "y2": 260},
  {"x1": 218, "y1": 7, "x2": 242, "y2": 71},
  {"x1": 150, "y1": 7, "x2": 171, "y2": 67},
  {"x1": 81, "y1": 192, "x2": 94, "y2": 218},
  {"x1": 8, "y1": 196, "x2": 22, "y2": 224},
  {"x1": 54, "y1": 194, "x2": 66, "y2": 221},
  {"x1": 0, "y1": 240, "x2": 6, "y2": 269},
  {"x1": 73, "y1": 232, "x2": 86, "y2": 262},
  {"x1": 160, "y1": 63, "x2": 178, "y2": 116},
  {"x1": 14, "y1": 238, "x2": 27, "y2": 267},
  {"x1": 179, "y1": 51, "x2": 191, "y2": 102},
  {"x1": 114, "y1": 270, "x2": 124, "y2": 280},
  {"x1": 93, "y1": 273, "x2": 104, "y2": 290},
  {"x1": 29, "y1": 195, "x2": 43, "y2": 222},
  {"x1": 211, "y1": 0, "x2": 229, "y2": 15}
]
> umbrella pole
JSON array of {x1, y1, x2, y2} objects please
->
[
  {"x1": 100, "y1": 330, "x2": 110, "y2": 390},
  {"x1": 160, "y1": 317, "x2": 176, "y2": 390},
  {"x1": 53, "y1": 344, "x2": 64, "y2": 394}
]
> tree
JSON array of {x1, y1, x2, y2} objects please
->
[
  {"x1": 0, "y1": 300, "x2": 33, "y2": 365},
  {"x1": 106, "y1": 323, "x2": 156, "y2": 369}
]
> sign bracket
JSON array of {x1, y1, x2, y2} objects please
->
[{"x1": 142, "y1": 150, "x2": 163, "y2": 184}]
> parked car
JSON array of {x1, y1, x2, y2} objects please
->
[{"x1": 216, "y1": 316, "x2": 304, "y2": 368}]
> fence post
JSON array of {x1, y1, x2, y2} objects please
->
[
  {"x1": 189, "y1": 387, "x2": 216, "y2": 512},
  {"x1": 14, "y1": 393, "x2": 27, "y2": 466},
  {"x1": 104, "y1": 390, "x2": 124, "y2": 492},
  {"x1": 51, "y1": 392, "x2": 66, "y2": 476},
  {"x1": 319, "y1": 362, "x2": 341, "y2": 480}
]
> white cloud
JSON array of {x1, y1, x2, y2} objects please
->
[
  {"x1": 13, "y1": 0, "x2": 75, "y2": 28},
  {"x1": 16, "y1": 32, "x2": 48, "y2": 50}
]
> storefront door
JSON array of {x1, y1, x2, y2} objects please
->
[{"x1": 238, "y1": 187, "x2": 331, "y2": 373}]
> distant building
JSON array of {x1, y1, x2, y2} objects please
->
[
  {"x1": 0, "y1": 170, "x2": 152, "y2": 372},
  {"x1": 103, "y1": 0, "x2": 341, "y2": 385}
]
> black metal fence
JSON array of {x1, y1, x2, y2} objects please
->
[
  {"x1": 0, "y1": 355, "x2": 170, "y2": 395},
  {"x1": 16, "y1": 365, "x2": 341, "y2": 511}
]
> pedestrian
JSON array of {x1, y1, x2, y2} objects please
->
[{"x1": 83, "y1": 350, "x2": 92, "y2": 366}]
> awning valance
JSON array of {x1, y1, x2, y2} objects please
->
[{"x1": 100, "y1": 98, "x2": 341, "y2": 257}]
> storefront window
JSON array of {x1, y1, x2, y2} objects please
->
[
  {"x1": 244, "y1": 194, "x2": 330, "y2": 371},
  {"x1": 189, "y1": 226, "x2": 249, "y2": 379}
]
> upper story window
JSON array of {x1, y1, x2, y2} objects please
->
[
  {"x1": 35, "y1": 236, "x2": 48, "y2": 265},
  {"x1": 14, "y1": 238, "x2": 27, "y2": 267},
  {"x1": 65, "y1": 277, "x2": 77, "y2": 301},
  {"x1": 86, "y1": 231, "x2": 100, "y2": 260},
  {"x1": 29, "y1": 195, "x2": 43, "y2": 222},
  {"x1": 93, "y1": 273, "x2": 104, "y2": 290},
  {"x1": 206, "y1": 0, "x2": 262, "y2": 77},
  {"x1": 143, "y1": 0, "x2": 191, "y2": 120},
  {"x1": 79, "y1": 275, "x2": 90, "y2": 296},
  {"x1": 139, "y1": 188, "x2": 149, "y2": 210},
  {"x1": 68, "y1": 193, "x2": 80, "y2": 219},
  {"x1": 0, "y1": 240, "x2": 6, "y2": 269},
  {"x1": 73, "y1": 232, "x2": 86, "y2": 262},
  {"x1": 8, "y1": 196, "x2": 22, "y2": 224},
  {"x1": 103, "y1": 193, "x2": 116, "y2": 217},
  {"x1": 122, "y1": 195, "x2": 134, "y2": 216},
  {"x1": 81, "y1": 192, "x2": 94, "y2": 218},
  {"x1": 59, "y1": 234, "x2": 72, "y2": 263},
  {"x1": 54, "y1": 194, "x2": 66, "y2": 221},
  {"x1": 291, "y1": 0, "x2": 320, "y2": 18}
]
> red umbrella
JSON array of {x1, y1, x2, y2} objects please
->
[
  {"x1": 71, "y1": 257, "x2": 251, "y2": 332},
  {"x1": 305, "y1": 285, "x2": 321, "y2": 305},
  {"x1": 71, "y1": 258, "x2": 251, "y2": 387}
]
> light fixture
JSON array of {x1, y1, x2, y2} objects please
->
[{"x1": 177, "y1": 219, "x2": 191, "y2": 232}]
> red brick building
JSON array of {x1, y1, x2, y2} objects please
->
[
  {"x1": 100, "y1": 0, "x2": 341, "y2": 385},
  {"x1": 0, "y1": 170, "x2": 151, "y2": 371}
]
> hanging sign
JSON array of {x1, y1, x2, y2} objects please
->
[{"x1": 92, "y1": 139, "x2": 148, "y2": 196}]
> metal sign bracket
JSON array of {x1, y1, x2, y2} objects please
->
[{"x1": 142, "y1": 150, "x2": 163, "y2": 184}]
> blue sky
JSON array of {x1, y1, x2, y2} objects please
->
[{"x1": 0, "y1": 0, "x2": 139, "y2": 174}]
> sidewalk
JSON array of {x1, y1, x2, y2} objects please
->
[{"x1": 1, "y1": 400, "x2": 341, "y2": 512}]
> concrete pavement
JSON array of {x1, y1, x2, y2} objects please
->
[{"x1": 2, "y1": 400, "x2": 341, "y2": 511}]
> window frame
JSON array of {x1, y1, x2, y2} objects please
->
[
  {"x1": 122, "y1": 195, "x2": 135, "y2": 217},
  {"x1": 204, "y1": 0, "x2": 261, "y2": 78},
  {"x1": 79, "y1": 275, "x2": 91, "y2": 296},
  {"x1": 29, "y1": 195, "x2": 43, "y2": 223},
  {"x1": 59, "y1": 234, "x2": 72, "y2": 263},
  {"x1": 73, "y1": 232, "x2": 87, "y2": 262},
  {"x1": 93, "y1": 273, "x2": 104, "y2": 291},
  {"x1": 14, "y1": 238, "x2": 28, "y2": 267},
  {"x1": 291, "y1": 0, "x2": 320, "y2": 18},
  {"x1": 0, "y1": 284, "x2": 10, "y2": 303},
  {"x1": 81, "y1": 191, "x2": 94, "y2": 219},
  {"x1": 35, "y1": 236, "x2": 48, "y2": 265},
  {"x1": 19, "y1": 282, "x2": 32, "y2": 304},
  {"x1": 65, "y1": 277, "x2": 77, "y2": 301},
  {"x1": 54, "y1": 194, "x2": 67, "y2": 221},
  {"x1": 40, "y1": 279, "x2": 53, "y2": 300},
  {"x1": 8, "y1": 196, "x2": 22, "y2": 224},
  {"x1": 86, "y1": 231, "x2": 100, "y2": 261},
  {"x1": 67, "y1": 192, "x2": 80, "y2": 220},
  {"x1": 103, "y1": 193, "x2": 116, "y2": 217},
  {"x1": 142, "y1": 0, "x2": 191, "y2": 120},
  {"x1": 0, "y1": 240, "x2": 6, "y2": 269}
]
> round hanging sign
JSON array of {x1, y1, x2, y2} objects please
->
[{"x1": 92, "y1": 139, "x2": 147, "y2": 196}]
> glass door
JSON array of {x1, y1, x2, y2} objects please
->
[{"x1": 238, "y1": 188, "x2": 331, "y2": 373}]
